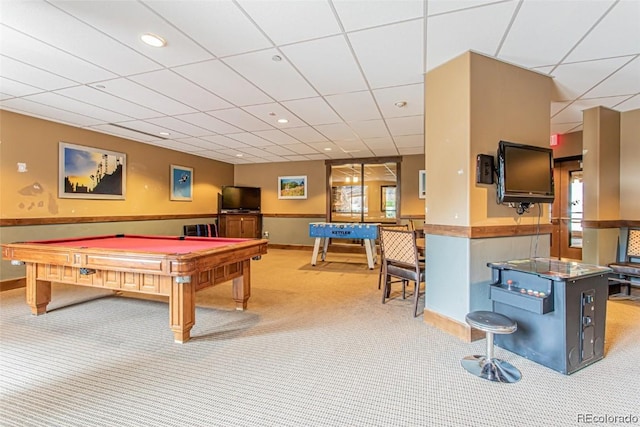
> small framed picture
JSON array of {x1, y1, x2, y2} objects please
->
[
  {"x1": 170, "y1": 165, "x2": 193, "y2": 201},
  {"x1": 278, "y1": 175, "x2": 307, "y2": 199},
  {"x1": 419, "y1": 170, "x2": 426, "y2": 199}
]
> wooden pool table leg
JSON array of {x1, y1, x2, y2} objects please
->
[
  {"x1": 232, "y1": 260, "x2": 251, "y2": 311},
  {"x1": 25, "y1": 263, "x2": 51, "y2": 315},
  {"x1": 169, "y1": 278, "x2": 195, "y2": 343}
]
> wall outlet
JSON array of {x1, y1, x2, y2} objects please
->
[{"x1": 263, "y1": 231, "x2": 269, "y2": 238}]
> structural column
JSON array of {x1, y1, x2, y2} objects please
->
[{"x1": 423, "y1": 52, "x2": 553, "y2": 341}]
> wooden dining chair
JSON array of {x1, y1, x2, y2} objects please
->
[
  {"x1": 377, "y1": 224, "x2": 409, "y2": 290},
  {"x1": 379, "y1": 228, "x2": 425, "y2": 317}
]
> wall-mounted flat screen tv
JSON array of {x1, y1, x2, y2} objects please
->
[
  {"x1": 221, "y1": 186, "x2": 261, "y2": 212},
  {"x1": 497, "y1": 141, "x2": 555, "y2": 204}
]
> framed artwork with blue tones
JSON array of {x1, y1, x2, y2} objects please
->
[{"x1": 171, "y1": 165, "x2": 193, "y2": 201}]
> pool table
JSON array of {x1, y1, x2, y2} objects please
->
[{"x1": 1, "y1": 234, "x2": 268, "y2": 343}]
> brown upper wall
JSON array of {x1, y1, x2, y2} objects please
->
[
  {"x1": 1, "y1": 110, "x2": 426, "y2": 221},
  {"x1": 0, "y1": 111, "x2": 233, "y2": 219}
]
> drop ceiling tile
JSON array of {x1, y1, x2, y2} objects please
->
[
  {"x1": 145, "y1": 116, "x2": 212, "y2": 137},
  {"x1": 93, "y1": 78, "x2": 197, "y2": 116},
  {"x1": 583, "y1": 56, "x2": 640, "y2": 99},
  {"x1": 305, "y1": 153, "x2": 331, "y2": 161},
  {"x1": 51, "y1": 0, "x2": 212, "y2": 67},
  {"x1": 223, "y1": 49, "x2": 317, "y2": 101},
  {"x1": 242, "y1": 103, "x2": 307, "y2": 129},
  {"x1": 371, "y1": 146, "x2": 400, "y2": 156},
  {"x1": 237, "y1": 0, "x2": 341, "y2": 44},
  {"x1": 282, "y1": 97, "x2": 342, "y2": 125},
  {"x1": 114, "y1": 120, "x2": 188, "y2": 139},
  {"x1": 314, "y1": 123, "x2": 359, "y2": 141},
  {"x1": 373, "y1": 84, "x2": 424, "y2": 118},
  {"x1": 236, "y1": 147, "x2": 271, "y2": 157},
  {"x1": 282, "y1": 127, "x2": 329, "y2": 143},
  {"x1": 394, "y1": 134, "x2": 424, "y2": 147},
  {"x1": 550, "y1": 56, "x2": 632, "y2": 101},
  {"x1": 129, "y1": 70, "x2": 233, "y2": 112},
  {"x1": 0, "y1": 56, "x2": 76, "y2": 91},
  {"x1": 348, "y1": 119, "x2": 390, "y2": 139},
  {"x1": 615, "y1": 94, "x2": 640, "y2": 111},
  {"x1": 226, "y1": 133, "x2": 273, "y2": 147},
  {"x1": 283, "y1": 155, "x2": 310, "y2": 162},
  {"x1": 56, "y1": 86, "x2": 161, "y2": 120},
  {"x1": 280, "y1": 35, "x2": 368, "y2": 95},
  {"x1": 282, "y1": 144, "x2": 320, "y2": 155},
  {"x1": 173, "y1": 60, "x2": 273, "y2": 106},
  {"x1": 363, "y1": 136, "x2": 394, "y2": 149},
  {"x1": 348, "y1": 20, "x2": 424, "y2": 88},
  {"x1": 21, "y1": 92, "x2": 131, "y2": 123},
  {"x1": 200, "y1": 134, "x2": 249, "y2": 149},
  {"x1": 1, "y1": 25, "x2": 116, "y2": 83},
  {"x1": 262, "y1": 145, "x2": 297, "y2": 156},
  {"x1": 333, "y1": 0, "x2": 424, "y2": 31},
  {"x1": 551, "y1": 122, "x2": 583, "y2": 135},
  {"x1": 90, "y1": 124, "x2": 158, "y2": 142},
  {"x1": 2, "y1": 97, "x2": 104, "y2": 127},
  {"x1": 425, "y1": 1, "x2": 517, "y2": 70},
  {"x1": 498, "y1": 0, "x2": 614, "y2": 67},
  {"x1": 207, "y1": 108, "x2": 273, "y2": 132},
  {"x1": 386, "y1": 116, "x2": 424, "y2": 136},
  {"x1": 566, "y1": 0, "x2": 640, "y2": 62},
  {"x1": 552, "y1": 96, "x2": 632, "y2": 123},
  {"x1": 253, "y1": 129, "x2": 301, "y2": 145},
  {"x1": 143, "y1": 0, "x2": 271, "y2": 57},
  {"x1": 0, "y1": 78, "x2": 43, "y2": 97},
  {"x1": 325, "y1": 91, "x2": 381, "y2": 122},
  {"x1": 427, "y1": 0, "x2": 504, "y2": 16},
  {"x1": 398, "y1": 146, "x2": 423, "y2": 155},
  {"x1": 172, "y1": 137, "x2": 226, "y2": 151},
  {"x1": 176, "y1": 112, "x2": 243, "y2": 134},
  {"x1": 3, "y1": 1, "x2": 161, "y2": 75}
]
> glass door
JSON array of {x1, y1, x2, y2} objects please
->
[
  {"x1": 550, "y1": 159, "x2": 582, "y2": 260},
  {"x1": 329, "y1": 161, "x2": 398, "y2": 225}
]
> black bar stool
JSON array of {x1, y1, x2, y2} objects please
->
[{"x1": 461, "y1": 311, "x2": 521, "y2": 383}]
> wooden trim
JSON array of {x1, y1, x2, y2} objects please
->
[
  {"x1": 0, "y1": 214, "x2": 216, "y2": 227},
  {"x1": 582, "y1": 220, "x2": 640, "y2": 229},
  {"x1": 423, "y1": 223, "x2": 553, "y2": 238},
  {"x1": 423, "y1": 308, "x2": 484, "y2": 342},
  {"x1": 262, "y1": 213, "x2": 323, "y2": 218},
  {"x1": 1, "y1": 277, "x2": 25, "y2": 292}
]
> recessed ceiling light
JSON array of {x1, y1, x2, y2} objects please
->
[
  {"x1": 141, "y1": 33, "x2": 167, "y2": 48},
  {"x1": 277, "y1": 118, "x2": 288, "y2": 124},
  {"x1": 394, "y1": 101, "x2": 407, "y2": 108},
  {"x1": 94, "y1": 84, "x2": 106, "y2": 89},
  {"x1": 236, "y1": 153, "x2": 243, "y2": 157},
  {"x1": 324, "y1": 148, "x2": 332, "y2": 151},
  {"x1": 159, "y1": 131, "x2": 170, "y2": 136},
  {"x1": 272, "y1": 55, "x2": 282, "y2": 62}
]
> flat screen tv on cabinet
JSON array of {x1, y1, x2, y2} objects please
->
[
  {"x1": 220, "y1": 186, "x2": 261, "y2": 212},
  {"x1": 497, "y1": 141, "x2": 555, "y2": 204}
]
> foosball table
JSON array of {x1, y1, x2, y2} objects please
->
[{"x1": 308, "y1": 222, "x2": 379, "y2": 269}]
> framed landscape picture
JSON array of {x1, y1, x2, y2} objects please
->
[
  {"x1": 59, "y1": 142, "x2": 126, "y2": 199},
  {"x1": 170, "y1": 165, "x2": 193, "y2": 201},
  {"x1": 278, "y1": 175, "x2": 307, "y2": 199}
]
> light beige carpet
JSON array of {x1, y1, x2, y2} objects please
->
[{"x1": 1, "y1": 249, "x2": 639, "y2": 426}]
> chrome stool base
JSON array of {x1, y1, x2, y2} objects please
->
[{"x1": 461, "y1": 355, "x2": 521, "y2": 383}]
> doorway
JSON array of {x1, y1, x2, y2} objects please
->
[{"x1": 550, "y1": 159, "x2": 583, "y2": 260}]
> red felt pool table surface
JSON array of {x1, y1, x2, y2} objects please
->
[
  {"x1": 38, "y1": 234, "x2": 252, "y2": 254},
  {"x1": 2, "y1": 234, "x2": 269, "y2": 343}
]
